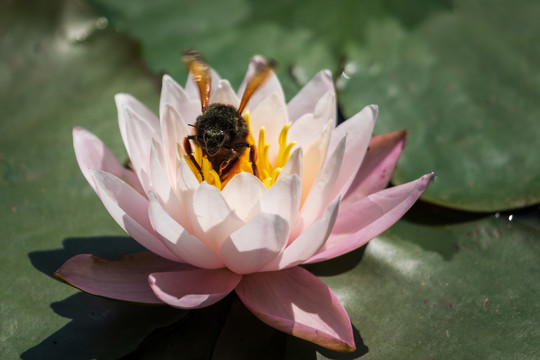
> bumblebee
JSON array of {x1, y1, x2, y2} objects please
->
[{"x1": 182, "y1": 49, "x2": 275, "y2": 182}]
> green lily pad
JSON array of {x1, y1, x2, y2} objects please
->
[
  {"x1": 86, "y1": 0, "x2": 540, "y2": 212},
  {"x1": 311, "y1": 213, "x2": 540, "y2": 359},
  {"x1": 0, "y1": 1, "x2": 183, "y2": 358},
  {"x1": 339, "y1": 0, "x2": 540, "y2": 211}
]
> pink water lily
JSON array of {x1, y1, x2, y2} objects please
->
[{"x1": 56, "y1": 55, "x2": 432, "y2": 352}]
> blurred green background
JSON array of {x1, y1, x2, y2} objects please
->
[{"x1": 1, "y1": 0, "x2": 539, "y2": 358}]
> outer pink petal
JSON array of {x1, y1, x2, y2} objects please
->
[
  {"x1": 306, "y1": 173, "x2": 433, "y2": 263},
  {"x1": 73, "y1": 127, "x2": 142, "y2": 194},
  {"x1": 328, "y1": 105, "x2": 377, "y2": 201},
  {"x1": 262, "y1": 196, "x2": 340, "y2": 271},
  {"x1": 237, "y1": 55, "x2": 285, "y2": 112},
  {"x1": 148, "y1": 192, "x2": 224, "y2": 269},
  {"x1": 55, "y1": 252, "x2": 186, "y2": 304},
  {"x1": 236, "y1": 267, "x2": 355, "y2": 352},
  {"x1": 342, "y1": 130, "x2": 407, "y2": 204},
  {"x1": 89, "y1": 169, "x2": 178, "y2": 261},
  {"x1": 220, "y1": 213, "x2": 289, "y2": 274},
  {"x1": 149, "y1": 268, "x2": 242, "y2": 309},
  {"x1": 287, "y1": 70, "x2": 334, "y2": 123},
  {"x1": 160, "y1": 74, "x2": 201, "y2": 127}
]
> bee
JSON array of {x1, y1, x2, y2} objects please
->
[{"x1": 182, "y1": 49, "x2": 275, "y2": 182}]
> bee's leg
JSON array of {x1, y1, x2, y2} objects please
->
[
  {"x1": 247, "y1": 144, "x2": 259, "y2": 178},
  {"x1": 183, "y1": 136, "x2": 204, "y2": 180}
]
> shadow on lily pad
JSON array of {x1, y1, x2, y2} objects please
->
[
  {"x1": 28, "y1": 236, "x2": 146, "y2": 279},
  {"x1": 20, "y1": 292, "x2": 186, "y2": 360}
]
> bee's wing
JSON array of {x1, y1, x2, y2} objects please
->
[
  {"x1": 237, "y1": 60, "x2": 276, "y2": 115},
  {"x1": 183, "y1": 49, "x2": 212, "y2": 112}
]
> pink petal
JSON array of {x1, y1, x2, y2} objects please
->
[
  {"x1": 328, "y1": 105, "x2": 377, "y2": 201},
  {"x1": 149, "y1": 268, "x2": 242, "y2": 309},
  {"x1": 221, "y1": 172, "x2": 267, "y2": 221},
  {"x1": 294, "y1": 136, "x2": 345, "y2": 238},
  {"x1": 188, "y1": 182, "x2": 245, "y2": 251},
  {"x1": 237, "y1": 55, "x2": 285, "y2": 112},
  {"x1": 209, "y1": 79, "x2": 240, "y2": 108},
  {"x1": 220, "y1": 213, "x2": 289, "y2": 274},
  {"x1": 159, "y1": 105, "x2": 190, "y2": 185},
  {"x1": 160, "y1": 74, "x2": 201, "y2": 127},
  {"x1": 73, "y1": 127, "x2": 142, "y2": 194},
  {"x1": 263, "y1": 196, "x2": 340, "y2": 271},
  {"x1": 236, "y1": 267, "x2": 355, "y2": 352},
  {"x1": 287, "y1": 70, "x2": 334, "y2": 123},
  {"x1": 89, "y1": 169, "x2": 177, "y2": 261},
  {"x1": 250, "y1": 93, "x2": 288, "y2": 162},
  {"x1": 115, "y1": 93, "x2": 160, "y2": 155},
  {"x1": 149, "y1": 141, "x2": 188, "y2": 227},
  {"x1": 289, "y1": 91, "x2": 336, "y2": 151},
  {"x1": 55, "y1": 252, "x2": 186, "y2": 304},
  {"x1": 342, "y1": 129, "x2": 407, "y2": 204},
  {"x1": 306, "y1": 173, "x2": 433, "y2": 263},
  {"x1": 148, "y1": 192, "x2": 224, "y2": 269}
]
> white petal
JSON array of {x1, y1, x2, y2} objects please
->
[
  {"x1": 72, "y1": 127, "x2": 143, "y2": 194},
  {"x1": 287, "y1": 70, "x2": 334, "y2": 123},
  {"x1": 328, "y1": 105, "x2": 377, "y2": 200},
  {"x1": 263, "y1": 196, "x2": 340, "y2": 271},
  {"x1": 288, "y1": 90, "x2": 336, "y2": 151},
  {"x1": 159, "y1": 105, "x2": 191, "y2": 187},
  {"x1": 148, "y1": 192, "x2": 224, "y2": 269},
  {"x1": 220, "y1": 213, "x2": 289, "y2": 274},
  {"x1": 209, "y1": 79, "x2": 240, "y2": 108},
  {"x1": 188, "y1": 182, "x2": 245, "y2": 251},
  {"x1": 279, "y1": 147, "x2": 303, "y2": 179},
  {"x1": 149, "y1": 141, "x2": 189, "y2": 228},
  {"x1": 294, "y1": 136, "x2": 346, "y2": 238},
  {"x1": 89, "y1": 169, "x2": 177, "y2": 261},
  {"x1": 124, "y1": 110, "x2": 157, "y2": 194},
  {"x1": 160, "y1": 74, "x2": 201, "y2": 127},
  {"x1": 250, "y1": 92, "x2": 288, "y2": 162},
  {"x1": 221, "y1": 172, "x2": 267, "y2": 221},
  {"x1": 299, "y1": 119, "x2": 333, "y2": 201},
  {"x1": 115, "y1": 93, "x2": 160, "y2": 154},
  {"x1": 248, "y1": 174, "x2": 302, "y2": 230}
]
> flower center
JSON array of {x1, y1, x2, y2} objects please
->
[{"x1": 182, "y1": 112, "x2": 296, "y2": 190}]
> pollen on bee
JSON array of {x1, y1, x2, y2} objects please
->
[{"x1": 181, "y1": 111, "x2": 296, "y2": 190}]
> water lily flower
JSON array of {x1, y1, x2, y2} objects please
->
[{"x1": 56, "y1": 55, "x2": 432, "y2": 352}]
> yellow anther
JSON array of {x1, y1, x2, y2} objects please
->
[
  {"x1": 184, "y1": 155, "x2": 202, "y2": 182},
  {"x1": 207, "y1": 169, "x2": 222, "y2": 189}
]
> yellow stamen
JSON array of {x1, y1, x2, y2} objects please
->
[{"x1": 181, "y1": 111, "x2": 296, "y2": 190}]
